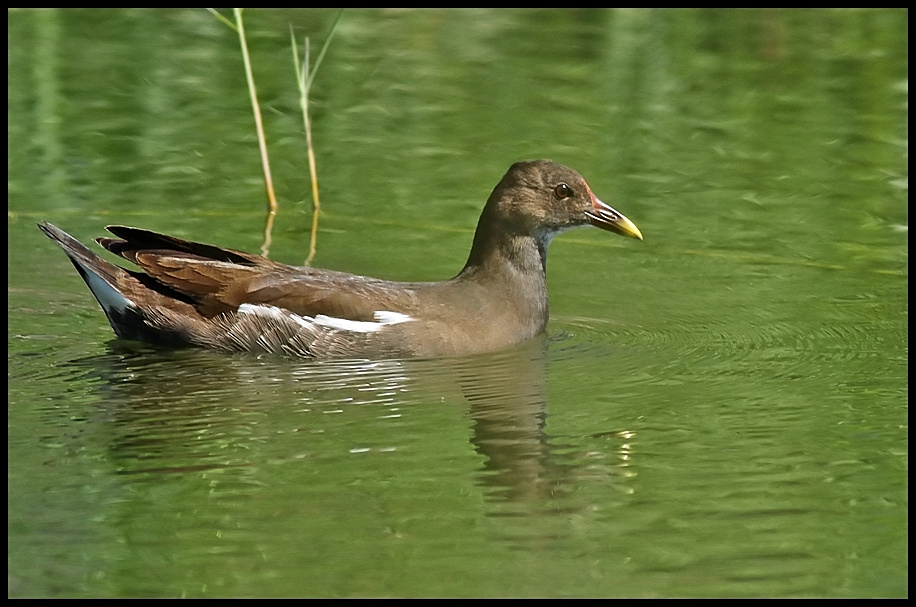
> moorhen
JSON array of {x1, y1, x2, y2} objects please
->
[{"x1": 38, "y1": 160, "x2": 642, "y2": 359}]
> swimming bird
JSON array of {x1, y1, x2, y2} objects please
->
[{"x1": 38, "y1": 160, "x2": 642, "y2": 359}]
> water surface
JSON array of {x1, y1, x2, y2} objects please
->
[{"x1": 8, "y1": 8, "x2": 907, "y2": 597}]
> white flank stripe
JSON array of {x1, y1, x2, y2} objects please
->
[
  {"x1": 238, "y1": 303, "x2": 284, "y2": 319},
  {"x1": 238, "y1": 304, "x2": 413, "y2": 334},
  {"x1": 238, "y1": 303, "x2": 313, "y2": 328},
  {"x1": 314, "y1": 310, "x2": 414, "y2": 333},
  {"x1": 372, "y1": 310, "x2": 414, "y2": 325}
]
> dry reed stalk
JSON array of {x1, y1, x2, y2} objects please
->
[
  {"x1": 293, "y1": 10, "x2": 342, "y2": 265},
  {"x1": 232, "y1": 8, "x2": 279, "y2": 257},
  {"x1": 211, "y1": 9, "x2": 342, "y2": 261}
]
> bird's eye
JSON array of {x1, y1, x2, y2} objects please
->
[{"x1": 554, "y1": 183, "x2": 573, "y2": 199}]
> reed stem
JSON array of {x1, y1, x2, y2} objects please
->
[{"x1": 233, "y1": 8, "x2": 278, "y2": 257}]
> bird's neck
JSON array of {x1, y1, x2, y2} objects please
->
[{"x1": 456, "y1": 216, "x2": 551, "y2": 334}]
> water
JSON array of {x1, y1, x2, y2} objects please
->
[{"x1": 8, "y1": 8, "x2": 907, "y2": 597}]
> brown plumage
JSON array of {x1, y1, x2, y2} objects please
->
[{"x1": 39, "y1": 160, "x2": 642, "y2": 359}]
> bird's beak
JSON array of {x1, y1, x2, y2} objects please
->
[{"x1": 586, "y1": 196, "x2": 643, "y2": 240}]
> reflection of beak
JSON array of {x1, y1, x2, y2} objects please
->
[{"x1": 586, "y1": 197, "x2": 643, "y2": 240}]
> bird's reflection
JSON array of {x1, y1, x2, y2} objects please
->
[
  {"x1": 61, "y1": 336, "x2": 630, "y2": 507},
  {"x1": 449, "y1": 339, "x2": 558, "y2": 503}
]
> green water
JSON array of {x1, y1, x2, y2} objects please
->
[{"x1": 8, "y1": 9, "x2": 907, "y2": 597}]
